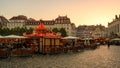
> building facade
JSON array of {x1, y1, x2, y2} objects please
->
[
  {"x1": 92, "y1": 25, "x2": 105, "y2": 39},
  {"x1": 0, "y1": 16, "x2": 9, "y2": 28},
  {"x1": 77, "y1": 25, "x2": 106, "y2": 39},
  {"x1": 108, "y1": 15, "x2": 120, "y2": 37},
  {"x1": 25, "y1": 16, "x2": 76, "y2": 36},
  {"x1": 54, "y1": 16, "x2": 76, "y2": 36},
  {"x1": 5, "y1": 15, "x2": 76, "y2": 36},
  {"x1": 7, "y1": 15, "x2": 27, "y2": 29}
]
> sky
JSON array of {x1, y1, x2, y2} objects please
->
[{"x1": 0, "y1": 0, "x2": 120, "y2": 27}]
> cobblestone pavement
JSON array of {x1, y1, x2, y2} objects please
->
[{"x1": 0, "y1": 45, "x2": 120, "y2": 68}]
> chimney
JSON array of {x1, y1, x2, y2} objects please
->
[
  {"x1": 119, "y1": 14, "x2": 120, "y2": 18},
  {"x1": 115, "y1": 15, "x2": 118, "y2": 19}
]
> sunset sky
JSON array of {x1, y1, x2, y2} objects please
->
[{"x1": 0, "y1": 0, "x2": 120, "y2": 27}]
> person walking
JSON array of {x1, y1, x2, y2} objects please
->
[{"x1": 108, "y1": 41, "x2": 110, "y2": 48}]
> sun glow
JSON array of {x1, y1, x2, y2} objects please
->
[{"x1": 0, "y1": 0, "x2": 120, "y2": 27}]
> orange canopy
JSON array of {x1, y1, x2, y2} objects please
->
[
  {"x1": 25, "y1": 33, "x2": 60, "y2": 38},
  {"x1": 35, "y1": 23, "x2": 47, "y2": 31},
  {"x1": 43, "y1": 33, "x2": 61, "y2": 38},
  {"x1": 24, "y1": 33, "x2": 45, "y2": 37},
  {"x1": 24, "y1": 23, "x2": 61, "y2": 38}
]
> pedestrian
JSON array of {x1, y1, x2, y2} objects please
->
[
  {"x1": 7, "y1": 43, "x2": 13, "y2": 60},
  {"x1": 108, "y1": 41, "x2": 110, "y2": 48},
  {"x1": 6, "y1": 47, "x2": 9, "y2": 58},
  {"x1": 72, "y1": 40, "x2": 75, "y2": 46}
]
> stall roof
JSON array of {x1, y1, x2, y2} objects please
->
[
  {"x1": 25, "y1": 33, "x2": 61, "y2": 38},
  {"x1": 35, "y1": 23, "x2": 47, "y2": 31},
  {"x1": 25, "y1": 23, "x2": 61, "y2": 38}
]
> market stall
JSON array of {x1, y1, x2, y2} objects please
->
[
  {"x1": 24, "y1": 23, "x2": 62, "y2": 54},
  {"x1": 3, "y1": 35, "x2": 32, "y2": 57}
]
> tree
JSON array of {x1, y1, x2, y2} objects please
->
[
  {"x1": 59, "y1": 28, "x2": 67, "y2": 37},
  {"x1": 0, "y1": 27, "x2": 34, "y2": 36},
  {"x1": 52, "y1": 28, "x2": 59, "y2": 33},
  {"x1": 27, "y1": 27, "x2": 33, "y2": 34},
  {"x1": 1, "y1": 28, "x2": 10, "y2": 36}
]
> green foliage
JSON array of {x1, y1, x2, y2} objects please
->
[
  {"x1": 52, "y1": 28, "x2": 59, "y2": 33},
  {"x1": 52, "y1": 28, "x2": 67, "y2": 37},
  {"x1": 26, "y1": 27, "x2": 34, "y2": 34},
  {"x1": 0, "y1": 27, "x2": 67, "y2": 37},
  {"x1": 0, "y1": 27, "x2": 33, "y2": 36},
  {"x1": 59, "y1": 28, "x2": 67, "y2": 37},
  {"x1": 0, "y1": 28, "x2": 10, "y2": 36}
]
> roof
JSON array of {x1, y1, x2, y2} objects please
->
[
  {"x1": 35, "y1": 23, "x2": 47, "y2": 31},
  {"x1": 25, "y1": 21, "x2": 40, "y2": 25},
  {"x1": 55, "y1": 16, "x2": 70, "y2": 20},
  {"x1": 55, "y1": 16, "x2": 71, "y2": 24},
  {"x1": 25, "y1": 20, "x2": 55, "y2": 25},
  {"x1": 40, "y1": 20, "x2": 55, "y2": 25},
  {"x1": 10, "y1": 15, "x2": 27, "y2": 20},
  {"x1": 108, "y1": 14, "x2": 120, "y2": 26},
  {"x1": 0, "y1": 16, "x2": 9, "y2": 25},
  {"x1": 77, "y1": 25, "x2": 105, "y2": 31},
  {"x1": 10, "y1": 17, "x2": 27, "y2": 20}
]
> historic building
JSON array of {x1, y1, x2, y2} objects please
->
[
  {"x1": 77, "y1": 25, "x2": 87, "y2": 38},
  {"x1": 108, "y1": 15, "x2": 120, "y2": 37},
  {"x1": 7, "y1": 15, "x2": 27, "y2": 29},
  {"x1": 0, "y1": 16, "x2": 9, "y2": 28},
  {"x1": 5, "y1": 15, "x2": 76, "y2": 36},
  {"x1": 25, "y1": 19, "x2": 55, "y2": 30},
  {"x1": 54, "y1": 16, "x2": 76, "y2": 36},
  {"x1": 92, "y1": 25, "x2": 106, "y2": 39},
  {"x1": 25, "y1": 15, "x2": 76, "y2": 36},
  {"x1": 77, "y1": 25, "x2": 106, "y2": 39},
  {"x1": 71, "y1": 23, "x2": 76, "y2": 36}
]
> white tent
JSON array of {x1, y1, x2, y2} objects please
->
[
  {"x1": 62, "y1": 36, "x2": 79, "y2": 39},
  {"x1": 0, "y1": 35, "x2": 4, "y2": 38},
  {"x1": 62, "y1": 36, "x2": 79, "y2": 46},
  {"x1": 83, "y1": 38, "x2": 93, "y2": 40},
  {"x1": 83, "y1": 38, "x2": 93, "y2": 45},
  {"x1": 4, "y1": 35, "x2": 27, "y2": 38},
  {"x1": 111, "y1": 38, "x2": 120, "y2": 41}
]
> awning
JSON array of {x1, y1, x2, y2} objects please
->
[
  {"x1": 4, "y1": 35, "x2": 27, "y2": 38},
  {"x1": 62, "y1": 36, "x2": 79, "y2": 39}
]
